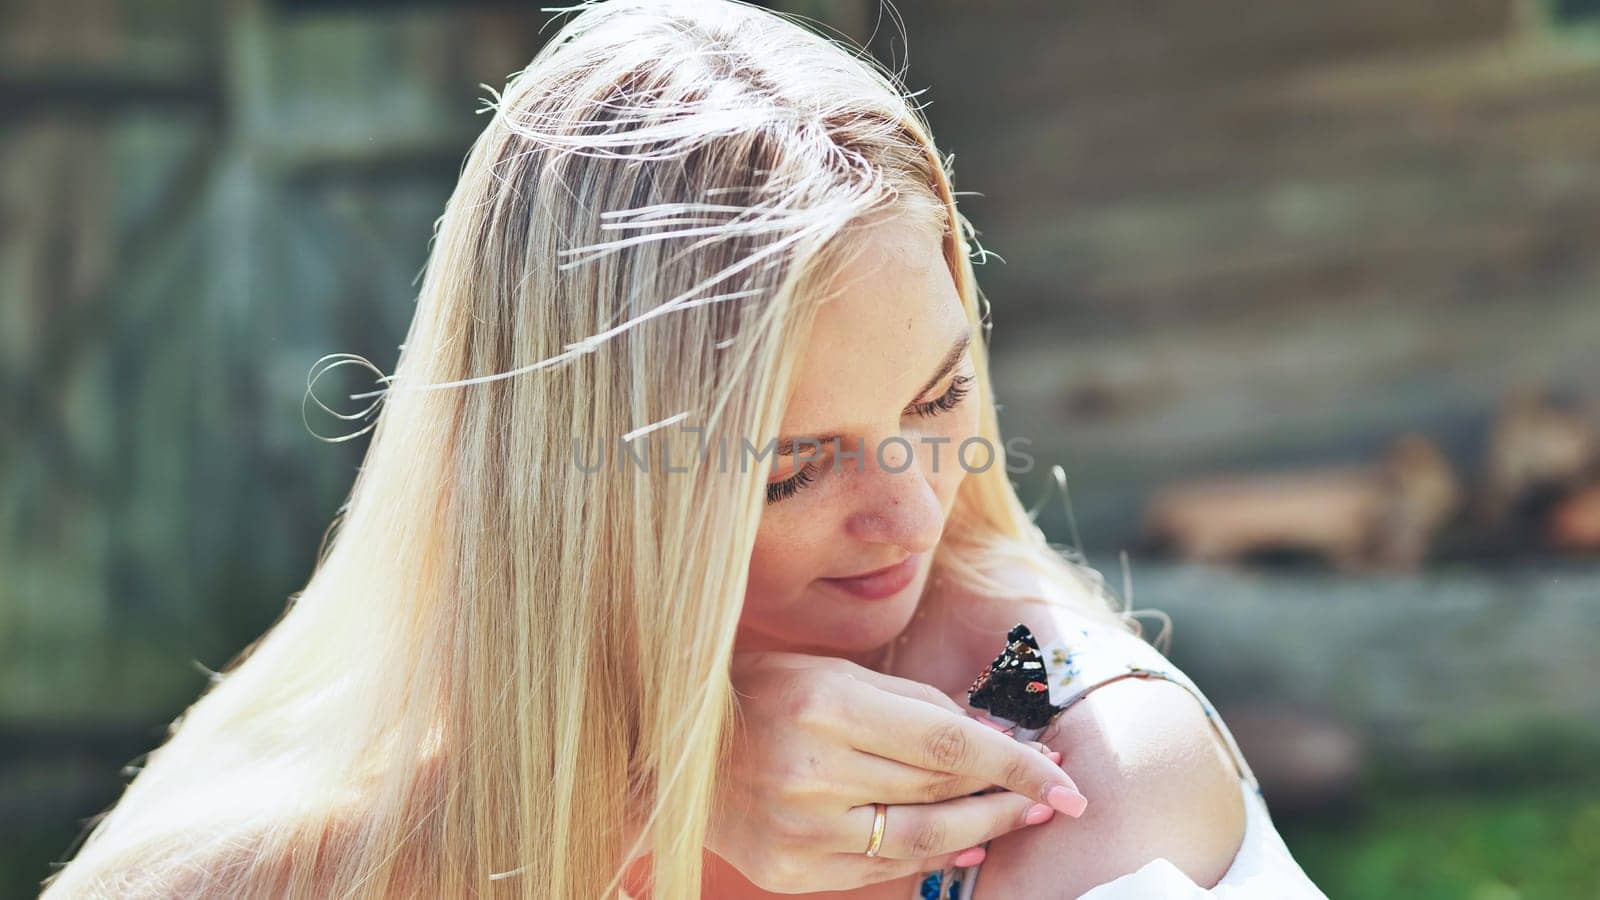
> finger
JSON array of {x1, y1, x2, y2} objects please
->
[
  {"x1": 842, "y1": 741, "x2": 1057, "y2": 805},
  {"x1": 842, "y1": 696, "x2": 1084, "y2": 807},
  {"x1": 839, "y1": 791, "x2": 1057, "y2": 860},
  {"x1": 834, "y1": 845, "x2": 992, "y2": 887},
  {"x1": 815, "y1": 843, "x2": 992, "y2": 894}
]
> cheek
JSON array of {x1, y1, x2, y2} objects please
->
[
  {"x1": 929, "y1": 402, "x2": 985, "y2": 505},
  {"x1": 745, "y1": 521, "x2": 829, "y2": 613}
]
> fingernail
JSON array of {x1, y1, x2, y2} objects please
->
[
  {"x1": 1023, "y1": 803, "x2": 1055, "y2": 825},
  {"x1": 953, "y1": 847, "x2": 987, "y2": 867},
  {"x1": 1046, "y1": 750, "x2": 1062, "y2": 764},
  {"x1": 1046, "y1": 783, "x2": 1088, "y2": 817}
]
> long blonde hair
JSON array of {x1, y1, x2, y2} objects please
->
[{"x1": 41, "y1": 1, "x2": 1129, "y2": 897}]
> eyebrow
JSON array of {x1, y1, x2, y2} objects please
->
[
  {"x1": 914, "y1": 325, "x2": 974, "y2": 401},
  {"x1": 772, "y1": 325, "x2": 974, "y2": 457}
]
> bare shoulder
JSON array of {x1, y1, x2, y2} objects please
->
[
  {"x1": 974, "y1": 674, "x2": 1248, "y2": 897},
  {"x1": 920, "y1": 556, "x2": 1248, "y2": 892}
]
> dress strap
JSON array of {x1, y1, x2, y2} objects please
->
[{"x1": 1030, "y1": 618, "x2": 1263, "y2": 795}]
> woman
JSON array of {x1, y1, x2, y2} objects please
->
[{"x1": 41, "y1": 1, "x2": 1326, "y2": 897}]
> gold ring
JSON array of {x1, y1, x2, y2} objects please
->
[{"x1": 864, "y1": 802, "x2": 887, "y2": 857}]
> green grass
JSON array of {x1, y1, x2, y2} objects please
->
[{"x1": 1284, "y1": 779, "x2": 1600, "y2": 900}]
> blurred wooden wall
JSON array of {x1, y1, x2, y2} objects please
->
[
  {"x1": 0, "y1": 0, "x2": 554, "y2": 728},
  {"x1": 3, "y1": 0, "x2": 1599, "y2": 831},
  {"x1": 890, "y1": 0, "x2": 1600, "y2": 547}
]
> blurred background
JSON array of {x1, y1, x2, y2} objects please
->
[{"x1": 4, "y1": 0, "x2": 1599, "y2": 896}]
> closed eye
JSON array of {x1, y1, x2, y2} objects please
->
[
  {"x1": 907, "y1": 373, "x2": 973, "y2": 418},
  {"x1": 766, "y1": 461, "x2": 818, "y2": 504},
  {"x1": 765, "y1": 329, "x2": 975, "y2": 506}
]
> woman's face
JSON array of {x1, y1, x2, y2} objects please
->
[{"x1": 738, "y1": 214, "x2": 981, "y2": 665}]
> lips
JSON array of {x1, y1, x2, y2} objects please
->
[{"x1": 820, "y1": 553, "x2": 923, "y2": 600}]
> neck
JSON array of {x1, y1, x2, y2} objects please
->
[{"x1": 843, "y1": 641, "x2": 894, "y2": 672}]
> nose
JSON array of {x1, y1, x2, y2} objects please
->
[{"x1": 842, "y1": 442, "x2": 946, "y2": 554}]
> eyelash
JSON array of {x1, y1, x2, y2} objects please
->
[
  {"x1": 764, "y1": 374, "x2": 975, "y2": 505},
  {"x1": 766, "y1": 463, "x2": 818, "y2": 504},
  {"x1": 909, "y1": 373, "x2": 974, "y2": 418}
]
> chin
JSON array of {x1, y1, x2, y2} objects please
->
[
  {"x1": 811, "y1": 565, "x2": 931, "y2": 652},
  {"x1": 740, "y1": 561, "x2": 933, "y2": 658}
]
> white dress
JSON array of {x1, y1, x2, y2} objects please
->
[{"x1": 910, "y1": 615, "x2": 1329, "y2": 900}]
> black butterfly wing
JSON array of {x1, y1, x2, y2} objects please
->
[{"x1": 966, "y1": 623, "x2": 1060, "y2": 730}]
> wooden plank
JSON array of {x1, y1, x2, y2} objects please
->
[
  {"x1": 905, "y1": 0, "x2": 1517, "y2": 107},
  {"x1": 994, "y1": 187, "x2": 1600, "y2": 325},
  {"x1": 1106, "y1": 558, "x2": 1600, "y2": 771},
  {"x1": 977, "y1": 42, "x2": 1600, "y2": 211},
  {"x1": 987, "y1": 278, "x2": 1600, "y2": 548}
]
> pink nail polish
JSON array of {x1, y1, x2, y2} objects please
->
[
  {"x1": 1045, "y1": 784, "x2": 1088, "y2": 817},
  {"x1": 953, "y1": 847, "x2": 986, "y2": 867},
  {"x1": 1046, "y1": 750, "x2": 1062, "y2": 764},
  {"x1": 1023, "y1": 803, "x2": 1054, "y2": 825}
]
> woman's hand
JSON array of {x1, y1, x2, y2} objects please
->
[{"x1": 710, "y1": 650, "x2": 1088, "y2": 894}]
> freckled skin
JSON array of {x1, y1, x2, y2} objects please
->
[{"x1": 734, "y1": 215, "x2": 981, "y2": 668}]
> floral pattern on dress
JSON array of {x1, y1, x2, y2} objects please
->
[
  {"x1": 1041, "y1": 641, "x2": 1081, "y2": 706},
  {"x1": 918, "y1": 870, "x2": 965, "y2": 899}
]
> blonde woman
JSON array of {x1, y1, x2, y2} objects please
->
[{"x1": 41, "y1": 1, "x2": 1327, "y2": 897}]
